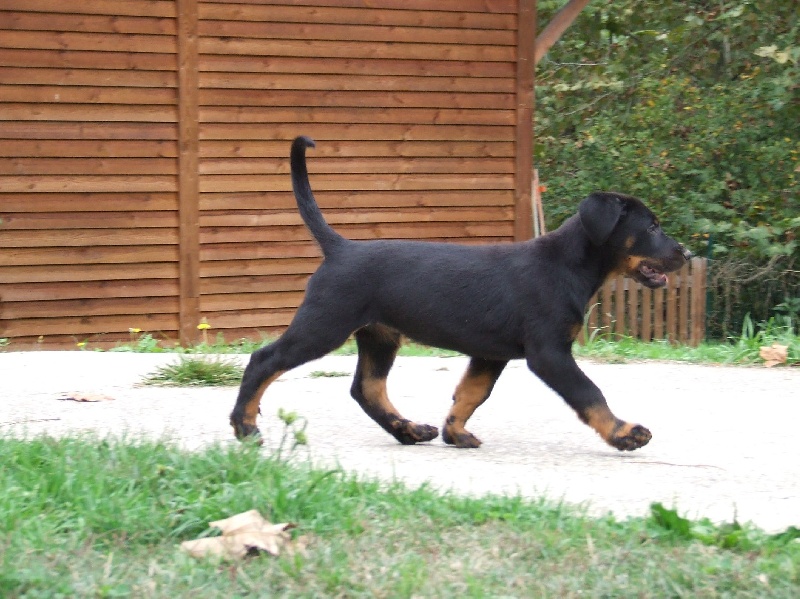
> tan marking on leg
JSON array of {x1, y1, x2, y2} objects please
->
[
  {"x1": 583, "y1": 404, "x2": 619, "y2": 442},
  {"x1": 365, "y1": 352, "x2": 437, "y2": 441},
  {"x1": 361, "y1": 376, "x2": 396, "y2": 417},
  {"x1": 583, "y1": 405, "x2": 652, "y2": 450},
  {"x1": 371, "y1": 323, "x2": 404, "y2": 346},
  {"x1": 362, "y1": 372, "x2": 437, "y2": 443},
  {"x1": 450, "y1": 371, "x2": 494, "y2": 424},
  {"x1": 358, "y1": 350, "x2": 397, "y2": 418},
  {"x1": 444, "y1": 370, "x2": 494, "y2": 447},
  {"x1": 242, "y1": 370, "x2": 285, "y2": 427}
]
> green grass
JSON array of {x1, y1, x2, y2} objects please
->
[
  {"x1": 574, "y1": 337, "x2": 765, "y2": 364},
  {"x1": 575, "y1": 314, "x2": 799, "y2": 365},
  {"x1": 1, "y1": 435, "x2": 798, "y2": 597},
  {"x1": 104, "y1": 333, "x2": 463, "y2": 359},
  {"x1": 80, "y1": 312, "x2": 800, "y2": 368},
  {"x1": 308, "y1": 370, "x2": 350, "y2": 378},
  {"x1": 140, "y1": 356, "x2": 244, "y2": 387}
]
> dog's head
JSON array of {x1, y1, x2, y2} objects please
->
[{"x1": 579, "y1": 192, "x2": 691, "y2": 288}]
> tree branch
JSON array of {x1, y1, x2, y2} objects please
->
[{"x1": 535, "y1": 0, "x2": 593, "y2": 65}]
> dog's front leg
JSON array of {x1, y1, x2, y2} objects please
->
[
  {"x1": 442, "y1": 358, "x2": 507, "y2": 448},
  {"x1": 526, "y1": 348, "x2": 652, "y2": 451}
]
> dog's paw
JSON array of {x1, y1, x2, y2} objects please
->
[
  {"x1": 442, "y1": 427, "x2": 482, "y2": 448},
  {"x1": 391, "y1": 419, "x2": 439, "y2": 445},
  {"x1": 608, "y1": 422, "x2": 651, "y2": 451},
  {"x1": 230, "y1": 418, "x2": 264, "y2": 445}
]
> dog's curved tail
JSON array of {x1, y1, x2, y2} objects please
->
[{"x1": 290, "y1": 136, "x2": 345, "y2": 256}]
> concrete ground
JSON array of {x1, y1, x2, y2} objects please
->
[{"x1": 2, "y1": 351, "x2": 798, "y2": 532}]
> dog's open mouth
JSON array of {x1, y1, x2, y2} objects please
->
[{"x1": 638, "y1": 263, "x2": 668, "y2": 288}]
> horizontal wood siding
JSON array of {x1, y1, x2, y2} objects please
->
[
  {"x1": 0, "y1": 0, "x2": 533, "y2": 347},
  {"x1": 196, "y1": 0, "x2": 522, "y2": 339},
  {"x1": 0, "y1": 1, "x2": 180, "y2": 346}
]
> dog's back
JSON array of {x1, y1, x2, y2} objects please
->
[{"x1": 291, "y1": 136, "x2": 571, "y2": 356}]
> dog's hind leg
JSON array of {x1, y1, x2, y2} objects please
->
[
  {"x1": 442, "y1": 358, "x2": 507, "y2": 448},
  {"x1": 350, "y1": 325, "x2": 439, "y2": 444},
  {"x1": 230, "y1": 303, "x2": 358, "y2": 441}
]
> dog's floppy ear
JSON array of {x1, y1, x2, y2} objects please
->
[{"x1": 579, "y1": 192, "x2": 625, "y2": 246}]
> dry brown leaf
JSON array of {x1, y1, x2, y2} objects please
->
[
  {"x1": 58, "y1": 392, "x2": 115, "y2": 402},
  {"x1": 759, "y1": 344, "x2": 788, "y2": 367},
  {"x1": 180, "y1": 509, "x2": 298, "y2": 560}
]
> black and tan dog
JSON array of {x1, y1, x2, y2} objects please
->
[{"x1": 230, "y1": 136, "x2": 691, "y2": 451}]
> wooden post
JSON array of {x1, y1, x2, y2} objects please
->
[
  {"x1": 600, "y1": 284, "x2": 612, "y2": 337},
  {"x1": 641, "y1": 285, "x2": 652, "y2": 342},
  {"x1": 532, "y1": 169, "x2": 541, "y2": 237},
  {"x1": 628, "y1": 279, "x2": 639, "y2": 340},
  {"x1": 177, "y1": 0, "x2": 200, "y2": 346},
  {"x1": 585, "y1": 293, "x2": 599, "y2": 343},
  {"x1": 678, "y1": 265, "x2": 689, "y2": 343},
  {"x1": 690, "y1": 257, "x2": 707, "y2": 346},
  {"x1": 614, "y1": 275, "x2": 625, "y2": 337},
  {"x1": 514, "y1": 0, "x2": 536, "y2": 241},
  {"x1": 666, "y1": 276, "x2": 678, "y2": 343},
  {"x1": 653, "y1": 287, "x2": 665, "y2": 339}
]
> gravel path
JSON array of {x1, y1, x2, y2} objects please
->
[{"x1": 2, "y1": 351, "x2": 798, "y2": 532}]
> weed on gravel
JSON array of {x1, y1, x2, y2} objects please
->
[
  {"x1": 1, "y1": 436, "x2": 798, "y2": 597},
  {"x1": 308, "y1": 370, "x2": 350, "y2": 378},
  {"x1": 140, "y1": 356, "x2": 244, "y2": 387}
]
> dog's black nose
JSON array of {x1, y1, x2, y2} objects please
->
[{"x1": 681, "y1": 246, "x2": 693, "y2": 261}]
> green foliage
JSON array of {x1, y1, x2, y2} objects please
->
[
  {"x1": 536, "y1": 1, "x2": 798, "y2": 336},
  {"x1": 726, "y1": 313, "x2": 799, "y2": 363},
  {"x1": 574, "y1": 329, "x2": 799, "y2": 366},
  {"x1": 537, "y1": 0, "x2": 798, "y2": 261},
  {"x1": 309, "y1": 370, "x2": 350, "y2": 378},
  {"x1": 648, "y1": 503, "x2": 800, "y2": 551},
  {"x1": 2, "y1": 437, "x2": 799, "y2": 596},
  {"x1": 140, "y1": 356, "x2": 244, "y2": 387},
  {"x1": 274, "y1": 408, "x2": 309, "y2": 460},
  {"x1": 181, "y1": 332, "x2": 273, "y2": 355},
  {"x1": 774, "y1": 296, "x2": 800, "y2": 321},
  {"x1": 108, "y1": 332, "x2": 166, "y2": 353}
]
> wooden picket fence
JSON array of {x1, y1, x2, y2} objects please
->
[{"x1": 582, "y1": 257, "x2": 707, "y2": 346}]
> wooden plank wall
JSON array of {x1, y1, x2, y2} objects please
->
[
  {"x1": 194, "y1": 0, "x2": 530, "y2": 341},
  {"x1": 583, "y1": 258, "x2": 708, "y2": 346},
  {"x1": 0, "y1": 0, "x2": 181, "y2": 348},
  {"x1": 0, "y1": 0, "x2": 535, "y2": 347}
]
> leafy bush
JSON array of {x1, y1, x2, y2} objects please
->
[{"x1": 535, "y1": 0, "x2": 798, "y2": 336}]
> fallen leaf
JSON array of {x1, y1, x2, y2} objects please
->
[
  {"x1": 759, "y1": 344, "x2": 788, "y2": 367},
  {"x1": 181, "y1": 509, "x2": 298, "y2": 560},
  {"x1": 58, "y1": 392, "x2": 115, "y2": 402}
]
